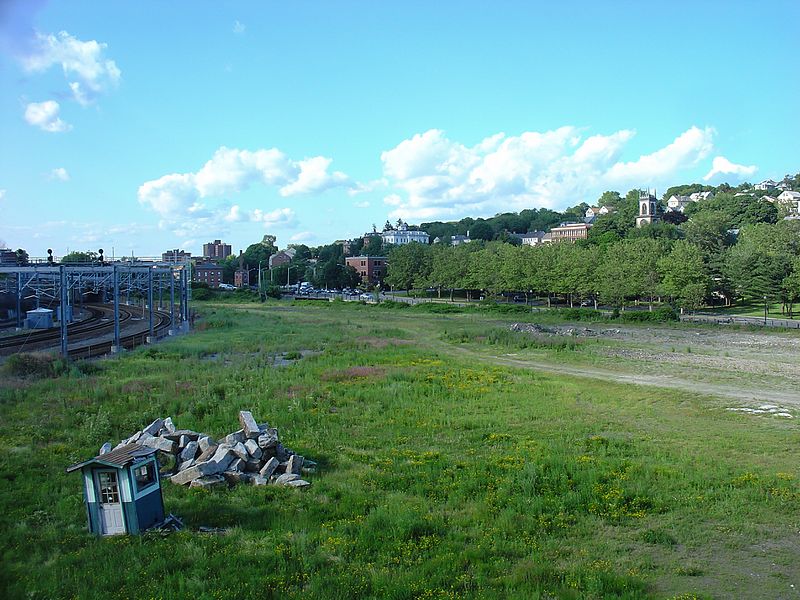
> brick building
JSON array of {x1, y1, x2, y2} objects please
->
[
  {"x1": 194, "y1": 262, "x2": 224, "y2": 287},
  {"x1": 345, "y1": 256, "x2": 387, "y2": 285},
  {"x1": 203, "y1": 239, "x2": 232, "y2": 260},
  {"x1": 161, "y1": 249, "x2": 192, "y2": 263}
]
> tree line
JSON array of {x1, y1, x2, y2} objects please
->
[{"x1": 383, "y1": 179, "x2": 800, "y2": 315}]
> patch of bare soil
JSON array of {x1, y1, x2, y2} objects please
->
[
  {"x1": 599, "y1": 347, "x2": 800, "y2": 382},
  {"x1": 355, "y1": 336, "x2": 412, "y2": 349}
]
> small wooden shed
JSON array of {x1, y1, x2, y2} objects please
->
[{"x1": 66, "y1": 443, "x2": 165, "y2": 536}]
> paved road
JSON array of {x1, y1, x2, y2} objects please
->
[{"x1": 683, "y1": 313, "x2": 800, "y2": 329}]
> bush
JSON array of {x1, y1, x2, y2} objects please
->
[
  {"x1": 619, "y1": 307, "x2": 679, "y2": 323},
  {"x1": 412, "y1": 303, "x2": 465, "y2": 314},
  {"x1": 556, "y1": 308, "x2": 608, "y2": 322},
  {"x1": 192, "y1": 287, "x2": 213, "y2": 300},
  {"x1": 380, "y1": 300, "x2": 411, "y2": 309},
  {"x1": 4, "y1": 353, "x2": 69, "y2": 378}
]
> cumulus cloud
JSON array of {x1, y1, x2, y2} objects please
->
[
  {"x1": 24, "y1": 100, "x2": 71, "y2": 132},
  {"x1": 138, "y1": 146, "x2": 353, "y2": 233},
  {"x1": 233, "y1": 20, "x2": 246, "y2": 35},
  {"x1": 251, "y1": 208, "x2": 296, "y2": 228},
  {"x1": 20, "y1": 30, "x2": 120, "y2": 105},
  {"x1": 49, "y1": 167, "x2": 69, "y2": 181},
  {"x1": 380, "y1": 126, "x2": 719, "y2": 220},
  {"x1": 703, "y1": 156, "x2": 757, "y2": 182}
]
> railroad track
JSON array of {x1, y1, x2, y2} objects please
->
[{"x1": 0, "y1": 303, "x2": 174, "y2": 358}]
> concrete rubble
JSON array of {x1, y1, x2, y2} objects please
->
[{"x1": 114, "y1": 410, "x2": 314, "y2": 489}]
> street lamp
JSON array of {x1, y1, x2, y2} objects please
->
[{"x1": 764, "y1": 295, "x2": 768, "y2": 326}]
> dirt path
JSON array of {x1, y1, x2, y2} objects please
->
[{"x1": 444, "y1": 344, "x2": 800, "y2": 407}]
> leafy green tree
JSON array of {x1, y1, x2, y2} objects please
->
[
  {"x1": 384, "y1": 243, "x2": 431, "y2": 291},
  {"x1": 597, "y1": 191, "x2": 622, "y2": 208},
  {"x1": 468, "y1": 220, "x2": 494, "y2": 241},
  {"x1": 657, "y1": 240, "x2": 709, "y2": 312},
  {"x1": 61, "y1": 251, "x2": 97, "y2": 263}
]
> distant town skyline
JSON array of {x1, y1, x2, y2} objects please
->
[{"x1": 1, "y1": 0, "x2": 798, "y2": 257}]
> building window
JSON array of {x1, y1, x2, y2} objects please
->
[
  {"x1": 374, "y1": 261, "x2": 381, "y2": 266},
  {"x1": 361, "y1": 261, "x2": 366, "y2": 266},
  {"x1": 98, "y1": 472, "x2": 120, "y2": 504},
  {"x1": 134, "y1": 462, "x2": 157, "y2": 491}
]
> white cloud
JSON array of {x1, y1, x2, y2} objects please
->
[
  {"x1": 20, "y1": 30, "x2": 121, "y2": 104},
  {"x1": 0, "y1": 189, "x2": 6, "y2": 201},
  {"x1": 380, "y1": 126, "x2": 719, "y2": 220},
  {"x1": 233, "y1": 20, "x2": 246, "y2": 35},
  {"x1": 223, "y1": 205, "x2": 245, "y2": 222},
  {"x1": 354, "y1": 200, "x2": 371, "y2": 208},
  {"x1": 251, "y1": 208, "x2": 296, "y2": 228},
  {"x1": 703, "y1": 156, "x2": 757, "y2": 182},
  {"x1": 49, "y1": 167, "x2": 70, "y2": 181},
  {"x1": 138, "y1": 146, "x2": 354, "y2": 232},
  {"x1": 605, "y1": 126, "x2": 713, "y2": 183},
  {"x1": 290, "y1": 231, "x2": 314, "y2": 242},
  {"x1": 24, "y1": 100, "x2": 71, "y2": 132}
]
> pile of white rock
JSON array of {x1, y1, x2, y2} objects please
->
[{"x1": 113, "y1": 410, "x2": 313, "y2": 489}]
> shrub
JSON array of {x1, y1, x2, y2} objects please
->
[
  {"x1": 3, "y1": 353, "x2": 69, "y2": 378},
  {"x1": 619, "y1": 307, "x2": 679, "y2": 323}
]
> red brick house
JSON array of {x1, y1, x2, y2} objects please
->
[{"x1": 345, "y1": 256, "x2": 387, "y2": 285}]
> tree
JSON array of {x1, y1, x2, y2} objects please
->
[
  {"x1": 658, "y1": 240, "x2": 709, "y2": 312},
  {"x1": 597, "y1": 191, "x2": 622, "y2": 208},
  {"x1": 61, "y1": 251, "x2": 97, "y2": 263},
  {"x1": 384, "y1": 243, "x2": 431, "y2": 291},
  {"x1": 468, "y1": 220, "x2": 494, "y2": 241}
]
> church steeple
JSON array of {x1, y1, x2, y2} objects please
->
[{"x1": 635, "y1": 189, "x2": 660, "y2": 228}]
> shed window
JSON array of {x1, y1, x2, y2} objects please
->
[
  {"x1": 134, "y1": 462, "x2": 156, "y2": 491},
  {"x1": 98, "y1": 472, "x2": 120, "y2": 503}
]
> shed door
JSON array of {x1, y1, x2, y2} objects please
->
[{"x1": 95, "y1": 470, "x2": 125, "y2": 535}]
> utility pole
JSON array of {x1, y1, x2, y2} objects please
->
[{"x1": 59, "y1": 265, "x2": 68, "y2": 356}]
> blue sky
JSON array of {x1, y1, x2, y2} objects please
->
[{"x1": 1, "y1": 0, "x2": 798, "y2": 258}]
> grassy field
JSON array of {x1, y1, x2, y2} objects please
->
[{"x1": 1, "y1": 300, "x2": 798, "y2": 599}]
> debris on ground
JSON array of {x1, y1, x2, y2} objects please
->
[
  {"x1": 726, "y1": 405, "x2": 794, "y2": 418},
  {"x1": 114, "y1": 410, "x2": 315, "y2": 488}
]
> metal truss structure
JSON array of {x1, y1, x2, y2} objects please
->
[{"x1": 0, "y1": 262, "x2": 191, "y2": 356}]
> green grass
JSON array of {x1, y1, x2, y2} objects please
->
[{"x1": 0, "y1": 301, "x2": 798, "y2": 599}]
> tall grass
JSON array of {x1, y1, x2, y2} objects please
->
[{"x1": 0, "y1": 301, "x2": 796, "y2": 599}]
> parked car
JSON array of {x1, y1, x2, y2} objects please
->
[{"x1": 218, "y1": 283, "x2": 235, "y2": 291}]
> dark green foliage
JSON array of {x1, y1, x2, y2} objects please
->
[
  {"x1": 3, "y1": 353, "x2": 70, "y2": 378},
  {"x1": 618, "y1": 307, "x2": 679, "y2": 323}
]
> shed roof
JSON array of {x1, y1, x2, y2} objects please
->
[{"x1": 66, "y1": 443, "x2": 156, "y2": 473}]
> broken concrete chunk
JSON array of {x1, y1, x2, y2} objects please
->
[
  {"x1": 244, "y1": 439, "x2": 262, "y2": 459},
  {"x1": 257, "y1": 428, "x2": 279, "y2": 450},
  {"x1": 163, "y1": 417, "x2": 176, "y2": 433},
  {"x1": 170, "y1": 463, "x2": 214, "y2": 485},
  {"x1": 179, "y1": 440, "x2": 199, "y2": 463},
  {"x1": 285, "y1": 479, "x2": 311, "y2": 488},
  {"x1": 275, "y1": 473, "x2": 300, "y2": 485},
  {"x1": 141, "y1": 436, "x2": 176, "y2": 454},
  {"x1": 206, "y1": 447, "x2": 235, "y2": 474},
  {"x1": 99, "y1": 442, "x2": 112, "y2": 455},
  {"x1": 189, "y1": 474, "x2": 225, "y2": 489},
  {"x1": 259, "y1": 457, "x2": 279, "y2": 478},
  {"x1": 143, "y1": 418, "x2": 165, "y2": 436},
  {"x1": 178, "y1": 458, "x2": 195, "y2": 471},
  {"x1": 198, "y1": 436, "x2": 215, "y2": 453},
  {"x1": 224, "y1": 429, "x2": 245, "y2": 445},
  {"x1": 195, "y1": 443, "x2": 218, "y2": 464},
  {"x1": 232, "y1": 442, "x2": 249, "y2": 462},
  {"x1": 238, "y1": 411, "x2": 260, "y2": 439},
  {"x1": 251, "y1": 474, "x2": 269, "y2": 486},
  {"x1": 286, "y1": 454, "x2": 304, "y2": 475},
  {"x1": 245, "y1": 458, "x2": 261, "y2": 473},
  {"x1": 228, "y1": 457, "x2": 244, "y2": 472}
]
